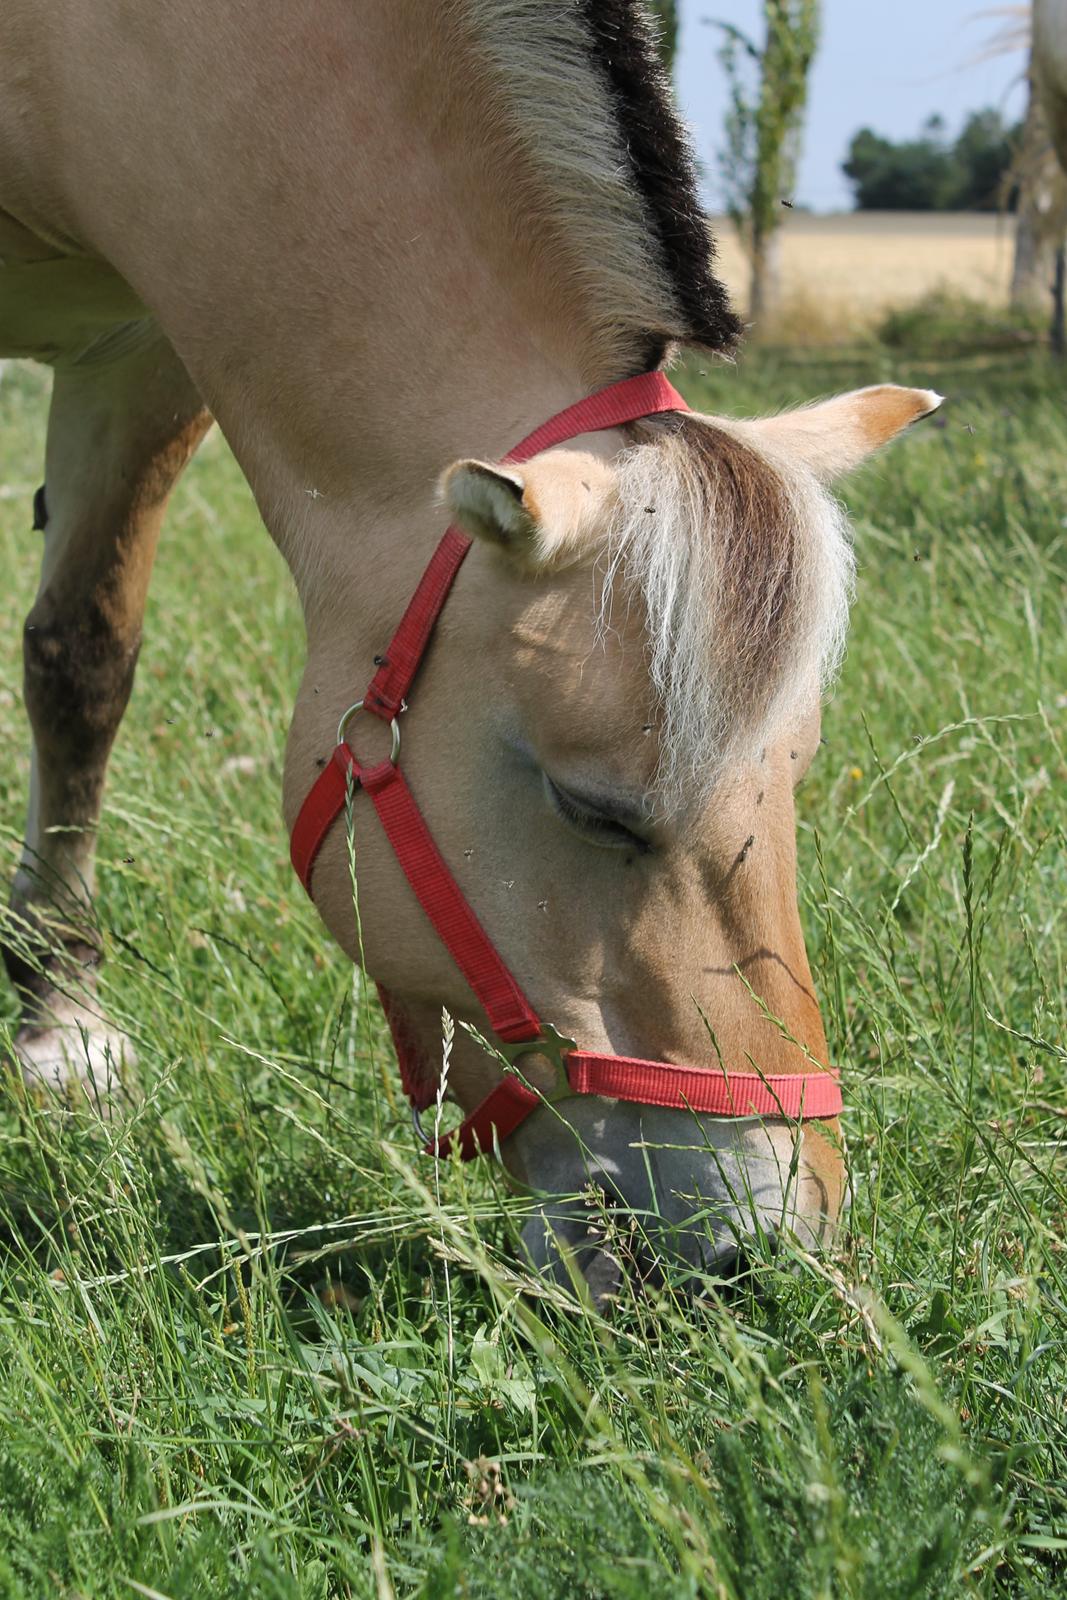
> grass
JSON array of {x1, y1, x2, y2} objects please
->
[{"x1": 0, "y1": 336, "x2": 1066, "y2": 1598}]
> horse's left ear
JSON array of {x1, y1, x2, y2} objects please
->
[
  {"x1": 441, "y1": 452, "x2": 614, "y2": 568},
  {"x1": 441, "y1": 460, "x2": 534, "y2": 550},
  {"x1": 744, "y1": 384, "x2": 943, "y2": 482}
]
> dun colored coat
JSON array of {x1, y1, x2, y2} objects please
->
[{"x1": 0, "y1": 0, "x2": 937, "y2": 1292}]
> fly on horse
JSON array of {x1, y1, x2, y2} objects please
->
[{"x1": 0, "y1": 0, "x2": 938, "y2": 1294}]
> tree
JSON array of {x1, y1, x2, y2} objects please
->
[
  {"x1": 842, "y1": 119, "x2": 958, "y2": 210},
  {"x1": 842, "y1": 109, "x2": 1021, "y2": 211},
  {"x1": 954, "y1": 109, "x2": 1018, "y2": 209},
  {"x1": 715, "y1": 1, "x2": 821, "y2": 323},
  {"x1": 646, "y1": 0, "x2": 679, "y2": 77}
]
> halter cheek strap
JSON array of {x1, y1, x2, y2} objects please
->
[{"x1": 289, "y1": 371, "x2": 842, "y2": 1159}]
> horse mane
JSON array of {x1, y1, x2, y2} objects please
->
[
  {"x1": 600, "y1": 415, "x2": 854, "y2": 806},
  {"x1": 459, "y1": 0, "x2": 742, "y2": 379},
  {"x1": 577, "y1": 1, "x2": 741, "y2": 358}
]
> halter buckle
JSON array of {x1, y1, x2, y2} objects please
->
[
  {"x1": 498, "y1": 1021, "x2": 577, "y2": 1101},
  {"x1": 336, "y1": 699, "x2": 401, "y2": 764},
  {"x1": 411, "y1": 1020, "x2": 578, "y2": 1151}
]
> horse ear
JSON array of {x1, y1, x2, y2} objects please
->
[
  {"x1": 442, "y1": 461, "x2": 535, "y2": 550},
  {"x1": 442, "y1": 453, "x2": 613, "y2": 567},
  {"x1": 745, "y1": 384, "x2": 943, "y2": 481}
]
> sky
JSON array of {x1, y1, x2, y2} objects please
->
[{"x1": 674, "y1": 0, "x2": 1030, "y2": 212}]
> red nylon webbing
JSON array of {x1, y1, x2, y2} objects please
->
[
  {"x1": 363, "y1": 528, "x2": 472, "y2": 722},
  {"x1": 296, "y1": 742, "x2": 541, "y2": 1041},
  {"x1": 565, "y1": 1053, "x2": 842, "y2": 1119},
  {"x1": 502, "y1": 370, "x2": 686, "y2": 465},
  {"x1": 430, "y1": 1059, "x2": 842, "y2": 1159},
  {"x1": 435, "y1": 1062, "x2": 844, "y2": 1164},
  {"x1": 376, "y1": 981, "x2": 437, "y2": 1110},
  {"x1": 290, "y1": 748, "x2": 353, "y2": 893},
  {"x1": 359, "y1": 758, "x2": 542, "y2": 1042},
  {"x1": 432, "y1": 1075, "x2": 542, "y2": 1161}
]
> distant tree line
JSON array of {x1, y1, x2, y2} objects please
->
[{"x1": 843, "y1": 111, "x2": 1021, "y2": 211}]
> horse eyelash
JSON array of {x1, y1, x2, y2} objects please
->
[{"x1": 543, "y1": 775, "x2": 650, "y2": 853}]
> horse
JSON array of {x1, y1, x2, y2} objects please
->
[
  {"x1": 1035, "y1": 1, "x2": 1067, "y2": 169},
  {"x1": 0, "y1": 0, "x2": 938, "y2": 1295}
]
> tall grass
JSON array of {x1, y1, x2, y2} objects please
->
[{"x1": 0, "y1": 346, "x2": 1064, "y2": 1597}]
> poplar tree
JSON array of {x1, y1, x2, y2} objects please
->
[
  {"x1": 715, "y1": 1, "x2": 821, "y2": 323},
  {"x1": 647, "y1": 0, "x2": 679, "y2": 77}
]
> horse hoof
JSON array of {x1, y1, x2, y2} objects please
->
[{"x1": 12, "y1": 1004, "x2": 136, "y2": 1105}]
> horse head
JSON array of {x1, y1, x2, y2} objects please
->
[{"x1": 288, "y1": 381, "x2": 941, "y2": 1297}]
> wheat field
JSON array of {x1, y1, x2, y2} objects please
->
[{"x1": 712, "y1": 211, "x2": 1020, "y2": 337}]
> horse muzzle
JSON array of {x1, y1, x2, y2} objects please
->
[{"x1": 508, "y1": 1095, "x2": 835, "y2": 1301}]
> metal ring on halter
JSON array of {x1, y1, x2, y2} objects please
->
[{"x1": 336, "y1": 699, "x2": 401, "y2": 764}]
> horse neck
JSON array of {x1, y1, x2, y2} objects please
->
[
  {"x1": 25, "y1": 4, "x2": 667, "y2": 608},
  {"x1": 80, "y1": 5, "x2": 656, "y2": 536},
  {"x1": 224, "y1": 183, "x2": 620, "y2": 620}
]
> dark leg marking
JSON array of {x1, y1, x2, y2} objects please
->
[{"x1": 4, "y1": 330, "x2": 211, "y2": 1091}]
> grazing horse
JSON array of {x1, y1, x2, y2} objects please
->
[
  {"x1": 0, "y1": 0, "x2": 938, "y2": 1293},
  {"x1": 1035, "y1": 1, "x2": 1067, "y2": 170}
]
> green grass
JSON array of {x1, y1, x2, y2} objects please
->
[{"x1": 0, "y1": 342, "x2": 1065, "y2": 1598}]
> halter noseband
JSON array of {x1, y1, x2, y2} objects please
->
[{"x1": 289, "y1": 373, "x2": 842, "y2": 1159}]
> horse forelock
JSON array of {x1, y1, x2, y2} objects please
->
[
  {"x1": 597, "y1": 415, "x2": 854, "y2": 809},
  {"x1": 455, "y1": 0, "x2": 741, "y2": 378}
]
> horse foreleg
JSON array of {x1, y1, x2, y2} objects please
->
[{"x1": 4, "y1": 329, "x2": 210, "y2": 1093}]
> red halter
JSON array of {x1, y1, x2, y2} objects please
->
[{"x1": 290, "y1": 373, "x2": 842, "y2": 1159}]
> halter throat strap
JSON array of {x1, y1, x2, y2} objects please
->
[{"x1": 289, "y1": 372, "x2": 842, "y2": 1158}]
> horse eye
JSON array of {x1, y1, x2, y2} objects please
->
[{"x1": 542, "y1": 773, "x2": 650, "y2": 853}]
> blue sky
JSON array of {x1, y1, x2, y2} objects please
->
[{"x1": 674, "y1": 0, "x2": 1030, "y2": 212}]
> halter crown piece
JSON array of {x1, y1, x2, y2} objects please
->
[{"x1": 289, "y1": 372, "x2": 843, "y2": 1159}]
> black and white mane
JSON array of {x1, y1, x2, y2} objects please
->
[
  {"x1": 578, "y1": 0, "x2": 741, "y2": 358},
  {"x1": 463, "y1": 0, "x2": 741, "y2": 378}
]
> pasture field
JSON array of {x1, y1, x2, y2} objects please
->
[
  {"x1": 712, "y1": 212, "x2": 1021, "y2": 340},
  {"x1": 1, "y1": 337, "x2": 1066, "y2": 1599}
]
